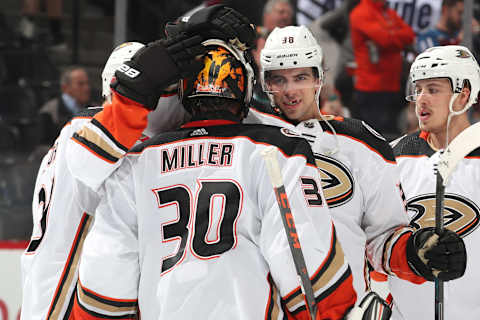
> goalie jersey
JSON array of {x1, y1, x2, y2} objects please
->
[
  {"x1": 72, "y1": 120, "x2": 356, "y2": 320},
  {"x1": 21, "y1": 108, "x2": 102, "y2": 319},
  {"x1": 388, "y1": 131, "x2": 480, "y2": 320},
  {"x1": 245, "y1": 108, "x2": 423, "y2": 301}
]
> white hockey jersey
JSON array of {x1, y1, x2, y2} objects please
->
[
  {"x1": 66, "y1": 93, "x2": 186, "y2": 192},
  {"x1": 388, "y1": 131, "x2": 480, "y2": 320},
  {"x1": 21, "y1": 108, "x2": 101, "y2": 319},
  {"x1": 21, "y1": 93, "x2": 187, "y2": 319},
  {"x1": 72, "y1": 120, "x2": 356, "y2": 320},
  {"x1": 245, "y1": 108, "x2": 423, "y2": 300}
]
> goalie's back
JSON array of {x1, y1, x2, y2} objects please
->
[{"x1": 75, "y1": 123, "x2": 356, "y2": 319}]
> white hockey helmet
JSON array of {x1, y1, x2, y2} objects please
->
[
  {"x1": 409, "y1": 45, "x2": 480, "y2": 113},
  {"x1": 260, "y1": 26, "x2": 324, "y2": 106},
  {"x1": 101, "y1": 41, "x2": 145, "y2": 103}
]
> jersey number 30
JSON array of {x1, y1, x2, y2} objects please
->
[{"x1": 154, "y1": 180, "x2": 242, "y2": 275}]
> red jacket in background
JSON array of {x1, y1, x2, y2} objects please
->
[{"x1": 350, "y1": 0, "x2": 415, "y2": 92}]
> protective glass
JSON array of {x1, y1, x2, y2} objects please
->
[
  {"x1": 264, "y1": 73, "x2": 321, "y2": 93},
  {"x1": 405, "y1": 79, "x2": 454, "y2": 102}
]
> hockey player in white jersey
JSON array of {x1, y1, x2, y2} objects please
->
[
  {"x1": 20, "y1": 41, "x2": 148, "y2": 320},
  {"x1": 21, "y1": 6, "x2": 255, "y2": 319},
  {"x1": 248, "y1": 25, "x2": 467, "y2": 315},
  {"x1": 388, "y1": 45, "x2": 475, "y2": 319},
  {"x1": 66, "y1": 4, "x2": 254, "y2": 193},
  {"x1": 71, "y1": 38, "x2": 357, "y2": 319}
]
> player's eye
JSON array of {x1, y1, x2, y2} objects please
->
[{"x1": 271, "y1": 77, "x2": 286, "y2": 86}]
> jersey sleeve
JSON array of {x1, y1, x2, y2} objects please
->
[
  {"x1": 258, "y1": 143, "x2": 356, "y2": 319},
  {"x1": 66, "y1": 92, "x2": 150, "y2": 192},
  {"x1": 359, "y1": 143, "x2": 425, "y2": 284},
  {"x1": 72, "y1": 158, "x2": 140, "y2": 319}
]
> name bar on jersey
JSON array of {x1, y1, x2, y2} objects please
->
[{"x1": 161, "y1": 142, "x2": 234, "y2": 173}]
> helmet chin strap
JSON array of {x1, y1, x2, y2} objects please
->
[
  {"x1": 445, "y1": 89, "x2": 472, "y2": 149},
  {"x1": 315, "y1": 84, "x2": 340, "y2": 156}
]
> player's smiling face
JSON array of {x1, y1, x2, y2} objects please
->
[
  {"x1": 267, "y1": 67, "x2": 320, "y2": 122},
  {"x1": 414, "y1": 78, "x2": 453, "y2": 134}
]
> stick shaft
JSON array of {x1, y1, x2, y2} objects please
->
[
  {"x1": 262, "y1": 146, "x2": 317, "y2": 319},
  {"x1": 435, "y1": 171, "x2": 445, "y2": 320}
]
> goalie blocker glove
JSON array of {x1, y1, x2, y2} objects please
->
[
  {"x1": 406, "y1": 227, "x2": 467, "y2": 281},
  {"x1": 111, "y1": 33, "x2": 205, "y2": 110},
  {"x1": 167, "y1": 5, "x2": 255, "y2": 51},
  {"x1": 346, "y1": 292, "x2": 392, "y2": 320}
]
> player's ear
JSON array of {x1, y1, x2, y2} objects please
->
[{"x1": 458, "y1": 85, "x2": 471, "y2": 108}]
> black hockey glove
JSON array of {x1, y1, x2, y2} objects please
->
[
  {"x1": 406, "y1": 227, "x2": 466, "y2": 281},
  {"x1": 167, "y1": 5, "x2": 255, "y2": 50},
  {"x1": 111, "y1": 33, "x2": 205, "y2": 110}
]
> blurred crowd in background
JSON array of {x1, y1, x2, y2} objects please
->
[{"x1": 1, "y1": 0, "x2": 480, "y2": 240}]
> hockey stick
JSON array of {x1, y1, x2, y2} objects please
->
[
  {"x1": 261, "y1": 146, "x2": 317, "y2": 320},
  {"x1": 433, "y1": 121, "x2": 480, "y2": 320}
]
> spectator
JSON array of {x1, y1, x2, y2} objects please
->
[
  {"x1": 18, "y1": 0, "x2": 65, "y2": 49},
  {"x1": 308, "y1": 0, "x2": 359, "y2": 90},
  {"x1": 350, "y1": 0, "x2": 415, "y2": 139},
  {"x1": 262, "y1": 0, "x2": 293, "y2": 33},
  {"x1": 39, "y1": 66, "x2": 91, "y2": 145},
  {"x1": 250, "y1": 0, "x2": 295, "y2": 112},
  {"x1": 251, "y1": 27, "x2": 274, "y2": 112},
  {"x1": 296, "y1": 0, "x2": 342, "y2": 26},
  {"x1": 416, "y1": 0, "x2": 464, "y2": 53}
]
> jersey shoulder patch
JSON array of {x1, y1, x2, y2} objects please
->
[
  {"x1": 393, "y1": 131, "x2": 434, "y2": 157},
  {"x1": 320, "y1": 118, "x2": 396, "y2": 162}
]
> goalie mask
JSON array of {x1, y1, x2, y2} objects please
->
[
  {"x1": 407, "y1": 45, "x2": 480, "y2": 115},
  {"x1": 260, "y1": 26, "x2": 325, "y2": 108},
  {"x1": 101, "y1": 41, "x2": 145, "y2": 103},
  {"x1": 179, "y1": 39, "x2": 255, "y2": 117}
]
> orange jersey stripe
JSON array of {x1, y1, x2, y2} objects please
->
[
  {"x1": 388, "y1": 233, "x2": 425, "y2": 284},
  {"x1": 71, "y1": 294, "x2": 136, "y2": 320},
  {"x1": 95, "y1": 93, "x2": 149, "y2": 150}
]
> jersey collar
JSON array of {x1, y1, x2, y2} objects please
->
[{"x1": 181, "y1": 119, "x2": 240, "y2": 128}]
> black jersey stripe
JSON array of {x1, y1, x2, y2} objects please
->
[
  {"x1": 393, "y1": 131, "x2": 435, "y2": 157},
  {"x1": 129, "y1": 124, "x2": 317, "y2": 167},
  {"x1": 75, "y1": 291, "x2": 137, "y2": 319},
  {"x1": 79, "y1": 284, "x2": 138, "y2": 308},
  {"x1": 265, "y1": 273, "x2": 283, "y2": 320},
  {"x1": 394, "y1": 131, "x2": 480, "y2": 158},
  {"x1": 289, "y1": 268, "x2": 353, "y2": 315},
  {"x1": 47, "y1": 213, "x2": 93, "y2": 319},
  {"x1": 91, "y1": 118, "x2": 129, "y2": 152},
  {"x1": 284, "y1": 226, "x2": 345, "y2": 312},
  {"x1": 318, "y1": 118, "x2": 396, "y2": 163},
  {"x1": 72, "y1": 133, "x2": 119, "y2": 163}
]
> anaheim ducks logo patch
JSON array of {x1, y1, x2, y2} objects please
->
[
  {"x1": 407, "y1": 193, "x2": 480, "y2": 237},
  {"x1": 314, "y1": 154, "x2": 354, "y2": 207}
]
